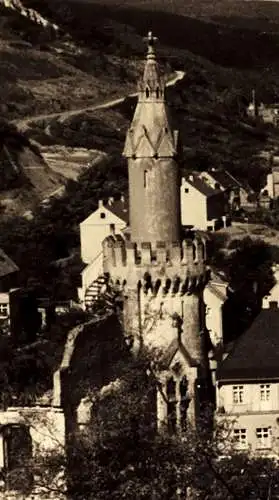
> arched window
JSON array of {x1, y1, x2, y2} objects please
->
[
  {"x1": 193, "y1": 243, "x2": 197, "y2": 262},
  {"x1": 201, "y1": 242, "x2": 205, "y2": 261},
  {"x1": 167, "y1": 377, "x2": 176, "y2": 434},
  {"x1": 180, "y1": 376, "x2": 190, "y2": 431}
]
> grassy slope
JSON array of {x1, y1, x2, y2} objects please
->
[
  {"x1": 2, "y1": 0, "x2": 279, "y2": 216},
  {"x1": 0, "y1": 4, "x2": 140, "y2": 121}
]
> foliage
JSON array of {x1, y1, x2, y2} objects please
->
[
  {"x1": 227, "y1": 236, "x2": 275, "y2": 297},
  {"x1": 0, "y1": 307, "x2": 92, "y2": 407},
  {"x1": 61, "y1": 353, "x2": 279, "y2": 499},
  {"x1": 0, "y1": 155, "x2": 128, "y2": 299}
]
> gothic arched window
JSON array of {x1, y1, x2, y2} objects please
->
[
  {"x1": 193, "y1": 244, "x2": 197, "y2": 262},
  {"x1": 180, "y1": 376, "x2": 190, "y2": 431},
  {"x1": 166, "y1": 377, "x2": 176, "y2": 434}
]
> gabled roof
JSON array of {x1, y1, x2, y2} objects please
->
[
  {"x1": 206, "y1": 169, "x2": 241, "y2": 189},
  {"x1": 184, "y1": 174, "x2": 220, "y2": 197},
  {"x1": 216, "y1": 309, "x2": 279, "y2": 381},
  {"x1": 0, "y1": 248, "x2": 19, "y2": 278},
  {"x1": 80, "y1": 204, "x2": 128, "y2": 227},
  {"x1": 160, "y1": 338, "x2": 197, "y2": 369},
  {"x1": 205, "y1": 282, "x2": 227, "y2": 302},
  {"x1": 108, "y1": 198, "x2": 129, "y2": 224}
]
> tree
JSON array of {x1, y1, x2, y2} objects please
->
[{"x1": 63, "y1": 352, "x2": 279, "y2": 500}]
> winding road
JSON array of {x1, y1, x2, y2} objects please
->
[{"x1": 13, "y1": 71, "x2": 185, "y2": 133}]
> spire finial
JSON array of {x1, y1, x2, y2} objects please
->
[{"x1": 143, "y1": 31, "x2": 158, "y2": 59}]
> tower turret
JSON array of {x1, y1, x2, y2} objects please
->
[
  {"x1": 101, "y1": 33, "x2": 211, "y2": 429},
  {"x1": 123, "y1": 32, "x2": 180, "y2": 245}
]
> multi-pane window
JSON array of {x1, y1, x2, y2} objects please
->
[
  {"x1": 256, "y1": 427, "x2": 272, "y2": 449},
  {"x1": 260, "y1": 384, "x2": 270, "y2": 402},
  {"x1": 0, "y1": 304, "x2": 8, "y2": 317},
  {"x1": 233, "y1": 385, "x2": 244, "y2": 404},
  {"x1": 233, "y1": 429, "x2": 247, "y2": 449}
]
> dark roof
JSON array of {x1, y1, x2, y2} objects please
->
[
  {"x1": 216, "y1": 309, "x2": 279, "y2": 381},
  {"x1": 160, "y1": 338, "x2": 197, "y2": 368},
  {"x1": 207, "y1": 169, "x2": 241, "y2": 189},
  {"x1": 0, "y1": 249, "x2": 19, "y2": 278},
  {"x1": 107, "y1": 198, "x2": 129, "y2": 224},
  {"x1": 186, "y1": 174, "x2": 220, "y2": 197}
]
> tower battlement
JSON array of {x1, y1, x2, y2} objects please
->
[{"x1": 103, "y1": 235, "x2": 207, "y2": 287}]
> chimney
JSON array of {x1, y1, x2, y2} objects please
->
[
  {"x1": 120, "y1": 194, "x2": 125, "y2": 203},
  {"x1": 98, "y1": 200, "x2": 104, "y2": 208},
  {"x1": 108, "y1": 197, "x2": 114, "y2": 206},
  {"x1": 189, "y1": 174, "x2": 194, "y2": 182}
]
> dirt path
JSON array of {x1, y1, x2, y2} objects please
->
[{"x1": 13, "y1": 71, "x2": 185, "y2": 132}]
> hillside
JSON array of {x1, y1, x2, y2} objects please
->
[
  {"x1": 2, "y1": 0, "x2": 279, "y2": 216},
  {"x1": 0, "y1": 2, "x2": 140, "y2": 121}
]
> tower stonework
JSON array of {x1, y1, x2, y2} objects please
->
[
  {"x1": 123, "y1": 32, "x2": 180, "y2": 245},
  {"x1": 102, "y1": 33, "x2": 210, "y2": 428}
]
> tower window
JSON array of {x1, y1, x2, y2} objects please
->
[
  {"x1": 100, "y1": 212, "x2": 106, "y2": 219},
  {"x1": 184, "y1": 188, "x2": 189, "y2": 193},
  {"x1": 144, "y1": 170, "x2": 148, "y2": 188}
]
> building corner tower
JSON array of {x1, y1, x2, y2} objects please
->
[{"x1": 102, "y1": 33, "x2": 210, "y2": 429}]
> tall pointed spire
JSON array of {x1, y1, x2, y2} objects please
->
[
  {"x1": 123, "y1": 32, "x2": 179, "y2": 159},
  {"x1": 138, "y1": 31, "x2": 165, "y2": 102},
  {"x1": 123, "y1": 31, "x2": 181, "y2": 245}
]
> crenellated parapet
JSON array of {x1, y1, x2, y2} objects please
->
[{"x1": 102, "y1": 234, "x2": 208, "y2": 295}]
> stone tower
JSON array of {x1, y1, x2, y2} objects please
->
[{"x1": 102, "y1": 33, "x2": 210, "y2": 429}]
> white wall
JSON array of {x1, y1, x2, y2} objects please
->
[
  {"x1": 203, "y1": 285, "x2": 226, "y2": 347},
  {"x1": 218, "y1": 382, "x2": 279, "y2": 414},
  {"x1": 80, "y1": 207, "x2": 127, "y2": 264},
  {"x1": 180, "y1": 180, "x2": 207, "y2": 230},
  {"x1": 216, "y1": 382, "x2": 279, "y2": 454}
]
